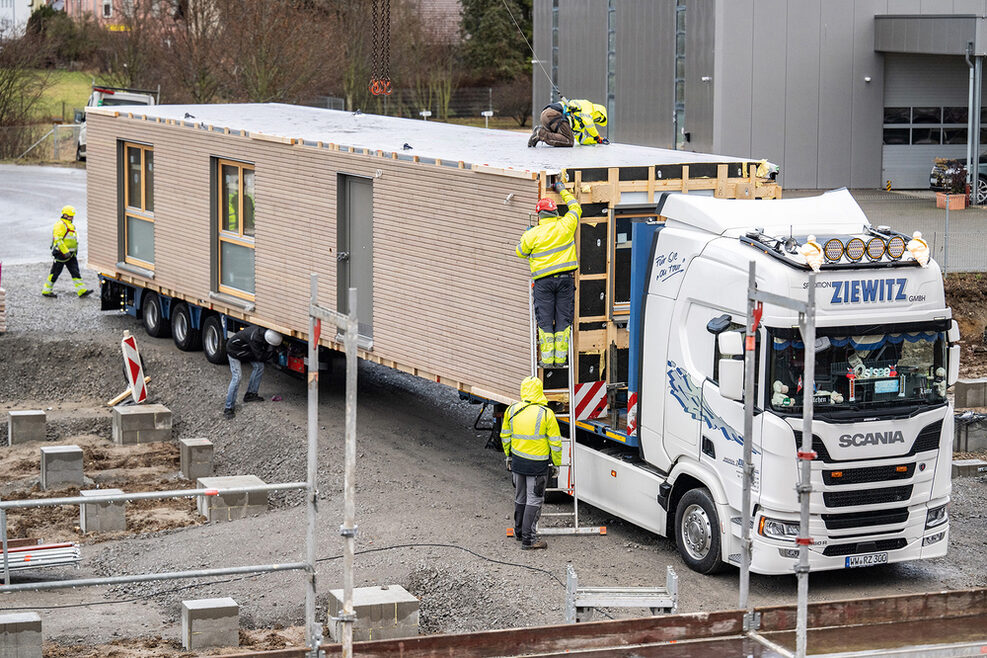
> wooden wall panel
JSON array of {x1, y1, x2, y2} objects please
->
[{"x1": 86, "y1": 114, "x2": 536, "y2": 402}]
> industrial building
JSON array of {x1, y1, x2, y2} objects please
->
[{"x1": 533, "y1": 1, "x2": 987, "y2": 191}]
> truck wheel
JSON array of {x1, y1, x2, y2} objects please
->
[
  {"x1": 171, "y1": 303, "x2": 202, "y2": 352},
  {"x1": 675, "y1": 488, "x2": 727, "y2": 574},
  {"x1": 202, "y1": 315, "x2": 228, "y2": 365},
  {"x1": 141, "y1": 293, "x2": 170, "y2": 339},
  {"x1": 977, "y1": 175, "x2": 987, "y2": 205}
]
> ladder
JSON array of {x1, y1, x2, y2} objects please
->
[{"x1": 523, "y1": 283, "x2": 605, "y2": 537}]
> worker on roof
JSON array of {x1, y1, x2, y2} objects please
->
[
  {"x1": 516, "y1": 173, "x2": 581, "y2": 368},
  {"x1": 502, "y1": 376, "x2": 563, "y2": 551},
  {"x1": 42, "y1": 205, "x2": 92, "y2": 299},
  {"x1": 528, "y1": 98, "x2": 609, "y2": 148}
]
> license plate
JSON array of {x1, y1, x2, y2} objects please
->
[{"x1": 845, "y1": 552, "x2": 888, "y2": 568}]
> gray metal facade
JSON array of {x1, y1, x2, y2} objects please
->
[{"x1": 534, "y1": 0, "x2": 987, "y2": 190}]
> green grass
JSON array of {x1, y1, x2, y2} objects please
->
[{"x1": 31, "y1": 70, "x2": 95, "y2": 123}]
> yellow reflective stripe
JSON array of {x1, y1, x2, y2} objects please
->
[
  {"x1": 511, "y1": 447, "x2": 550, "y2": 460},
  {"x1": 529, "y1": 240, "x2": 575, "y2": 260},
  {"x1": 511, "y1": 433, "x2": 543, "y2": 441},
  {"x1": 549, "y1": 442, "x2": 563, "y2": 452},
  {"x1": 534, "y1": 407, "x2": 544, "y2": 435},
  {"x1": 516, "y1": 242, "x2": 531, "y2": 258},
  {"x1": 531, "y1": 261, "x2": 577, "y2": 278}
]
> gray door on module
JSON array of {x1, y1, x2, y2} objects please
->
[{"x1": 337, "y1": 174, "x2": 374, "y2": 338}]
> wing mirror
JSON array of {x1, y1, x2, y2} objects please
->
[{"x1": 718, "y1": 331, "x2": 745, "y2": 400}]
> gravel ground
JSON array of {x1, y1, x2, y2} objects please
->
[{"x1": 1, "y1": 261, "x2": 986, "y2": 653}]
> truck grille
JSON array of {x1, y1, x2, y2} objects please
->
[
  {"x1": 822, "y1": 507, "x2": 909, "y2": 530},
  {"x1": 823, "y1": 485, "x2": 913, "y2": 508},
  {"x1": 822, "y1": 538, "x2": 907, "y2": 557},
  {"x1": 822, "y1": 463, "x2": 914, "y2": 485},
  {"x1": 794, "y1": 419, "x2": 942, "y2": 463}
]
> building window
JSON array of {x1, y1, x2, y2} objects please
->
[
  {"x1": 216, "y1": 159, "x2": 255, "y2": 298},
  {"x1": 673, "y1": 0, "x2": 686, "y2": 149},
  {"x1": 883, "y1": 105, "x2": 972, "y2": 146},
  {"x1": 103, "y1": 0, "x2": 112, "y2": 17},
  {"x1": 123, "y1": 142, "x2": 154, "y2": 268}
]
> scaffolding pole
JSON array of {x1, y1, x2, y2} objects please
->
[{"x1": 306, "y1": 274, "x2": 323, "y2": 657}]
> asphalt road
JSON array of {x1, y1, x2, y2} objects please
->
[{"x1": 0, "y1": 164, "x2": 87, "y2": 269}]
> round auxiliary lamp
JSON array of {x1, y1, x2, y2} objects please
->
[{"x1": 823, "y1": 238, "x2": 845, "y2": 262}]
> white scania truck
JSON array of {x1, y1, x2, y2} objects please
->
[{"x1": 571, "y1": 189, "x2": 956, "y2": 575}]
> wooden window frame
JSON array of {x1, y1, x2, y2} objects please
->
[
  {"x1": 216, "y1": 158, "x2": 255, "y2": 300},
  {"x1": 123, "y1": 141, "x2": 154, "y2": 270}
]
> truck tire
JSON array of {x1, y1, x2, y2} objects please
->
[
  {"x1": 674, "y1": 488, "x2": 727, "y2": 575},
  {"x1": 171, "y1": 303, "x2": 202, "y2": 352},
  {"x1": 141, "y1": 293, "x2": 170, "y2": 339},
  {"x1": 202, "y1": 315, "x2": 228, "y2": 365}
]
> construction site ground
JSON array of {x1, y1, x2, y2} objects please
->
[{"x1": 0, "y1": 171, "x2": 985, "y2": 655}]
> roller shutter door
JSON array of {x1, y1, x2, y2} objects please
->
[{"x1": 882, "y1": 54, "x2": 971, "y2": 189}]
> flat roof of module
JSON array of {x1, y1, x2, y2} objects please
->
[{"x1": 91, "y1": 102, "x2": 756, "y2": 175}]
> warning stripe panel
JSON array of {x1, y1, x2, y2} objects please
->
[{"x1": 574, "y1": 381, "x2": 607, "y2": 420}]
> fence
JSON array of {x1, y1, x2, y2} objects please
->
[{"x1": 5, "y1": 124, "x2": 82, "y2": 163}]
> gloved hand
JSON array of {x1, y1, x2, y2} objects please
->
[
  {"x1": 549, "y1": 465, "x2": 559, "y2": 479},
  {"x1": 601, "y1": 137, "x2": 610, "y2": 145},
  {"x1": 505, "y1": 455, "x2": 512, "y2": 472},
  {"x1": 553, "y1": 181, "x2": 565, "y2": 193}
]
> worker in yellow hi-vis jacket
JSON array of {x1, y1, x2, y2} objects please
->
[
  {"x1": 42, "y1": 206, "x2": 91, "y2": 298},
  {"x1": 516, "y1": 176, "x2": 582, "y2": 368},
  {"x1": 501, "y1": 376, "x2": 563, "y2": 550},
  {"x1": 528, "y1": 98, "x2": 609, "y2": 148}
]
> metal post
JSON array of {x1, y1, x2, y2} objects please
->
[
  {"x1": 568, "y1": 336, "x2": 578, "y2": 527},
  {"x1": 529, "y1": 282, "x2": 537, "y2": 377},
  {"x1": 944, "y1": 199, "x2": 950, "y2": 277},
  {"x1": 974, "y1": 56, "x2": 983, "y2": 204},
  {"x1": 52, "y1": 124, "x2": 57, "y2": 161},
  {"x1": 340, "y1": 288, "x2": 359, "y2": 658},
  {"x1": 306, "y1": 274, "x2": 322, "y2": 657},
  {"x1": 739, "y1": 262, "x2": 756, "y2": 620},
  {"x1": 795, "y1": 272, "x2": 817, "y2": 658},
  {"x1": 551, "y1": 0, "x2": 559, "y2": 102},
  {"x1": 967, "y1": 42, "x2": 975, "y2": 192},
  {"x1": 1, "y1": 510, "x2": 9, "y2": 586}
]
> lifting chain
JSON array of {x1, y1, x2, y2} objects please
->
[{"x1": 369, "y1": 0, "x2": 392, "y2": 96}]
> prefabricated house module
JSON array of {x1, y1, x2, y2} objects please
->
[{"x1": 85, "y1": 103, "x2": 779, "y2": 414}]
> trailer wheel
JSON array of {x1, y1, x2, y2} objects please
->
[
  {"x1": 141, "y1": 293, "x2": 170, "y2": 339},
  {"x1": 202, "y1": 315, "x2": 228, "y2": 365},
  {"x1": 171, "y1": 303, "x2": 202, "y2": 352},
  {"x1": 674, "y1": 488, "x2": 727, "y2": 575}
]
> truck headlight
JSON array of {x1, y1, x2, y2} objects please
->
[
  {"x1": 923, "y1": 531, "x2": 946, "y2": 546},
  {"x1": 926, "y1": 504, "x2": 948, "y2": 529},
  {"x1": 758, "y1": 516, "x2": 800, "y2": 541}
]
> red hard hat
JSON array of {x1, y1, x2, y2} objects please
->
[{"x1": 535, "y1": 198, "x2": 557, "y2": 213}]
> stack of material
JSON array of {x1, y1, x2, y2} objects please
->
[
  {"x1": 2, "y1": 542, "x2": 81, "y2": 572},
  {"x1": 0, "y1": 287, "x2": 6, "y2": 334}
]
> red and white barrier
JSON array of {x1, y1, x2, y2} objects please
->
[
  {"x1": 626, "y1": 392, "x2": 639, "y2": 435},
  {"x1": 121, "y1": 330, "x2": 148, "y2": 404},
  {"x1": 573, "y1": 381, "x2": 608, "y2": 421}
]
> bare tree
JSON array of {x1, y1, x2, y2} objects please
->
[
  {"x1": 99, "y1": 0, "x2": 161, "y2": 90},
  {"x1": 160, "y1": 0, "x2": 224, "y2": 103},
  {"x1": 0, "y1": 28, "x2": 52, "y2": 158}
]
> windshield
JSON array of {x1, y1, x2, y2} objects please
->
[
  {"x1": 98, "y1": 97, "x2": 151, "y2": 106},
  {"x1": 768, "y1": 325, "x2": 947, "y2": 414}
]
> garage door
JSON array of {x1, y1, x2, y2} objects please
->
[{"x1": 882, "y1": 54, "x2": 973, "y2": 189}]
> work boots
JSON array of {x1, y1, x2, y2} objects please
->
[
  {"x1": 527, "y1": 126, "x2": 540, "y2": 148},
  {"x1": 243, "y1": 392, "x2": 264, "y2": 403},
  {"x1": 521, "y1": 539, "x2": 548, "y2": 550}
]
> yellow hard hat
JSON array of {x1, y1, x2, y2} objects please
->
[
  {"x1": 61, "y1": 205, "x2": 76, "y2": 218},
  {"x1": 591, "y1": 104, "x2": 607, "y2": 126}
]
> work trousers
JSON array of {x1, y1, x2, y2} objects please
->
[
  {"x1": 225, "y1": 356, "x2": 264, "y2": 410},
  {"x1": 533, "y1": 107, "x2": 574, "y2": 147},
  {"x1": 43, "y1": 256, "x2": 87, "y2": 295},
  {"x1": 513, "y1": 473, "x2": 548, "y2": 545},
  {"x1": 533, "y1": 272, "x2": 575, "y2": 366}
]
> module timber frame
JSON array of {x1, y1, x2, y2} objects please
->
[{"x1": 537, "y1": 161, "x2": 780, "y2": 433}]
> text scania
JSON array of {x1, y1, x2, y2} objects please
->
[
  {"x1": 839, "y1": 431, "x2": 905, "y2": 447},
  {"x1": 830, "y1": 278, "x2": 906, "y2": 305}
]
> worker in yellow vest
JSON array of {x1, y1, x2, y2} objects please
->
[
  {"x1": 42, "y1": 206, "x2": 91, "y2": 298},
  {"x1": 528, "y1": 98, "x2": 609, "y2": 148},
  {"x1": 516, "y1": 176, "x2": 581, "y2": 367},
  {"x1": 501, "y1": 376, "x2": 563, "y2": 550}
]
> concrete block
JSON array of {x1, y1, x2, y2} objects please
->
[
  {"x1": 79, "y1": 489, "x2": 126, "y2": 533},
  {"x1": 0, "y1": 611, "x2": 42, "y2": 658},
  {"x1": 953, "y1": 378, "x2": 987, "y2": 408},
  {"x1": 6, "y1": 411, "x2": 45, "y2": 446},
  {"x1": 181, "y1": 597, "x2": 238, "y2": 650},
  {"x1": 40, "y1": 445, "x2": 83, "y2": 490},
  {"x1": 180, "y1": 438, "x2": 214, "y2": 481},
  {"x1": 326, "y1": 585, "x2": 419, "y2": 642},
  {"x1": 952, "y1": 459, "x2": 987, "y2": 478},
  {"x1": 111, "y1": 404, "x2": 172, "y2": 445},
  {"x1": 954, "y1": 419, "x2": 987, "y2": 452},
  {"x1": 196, "y1": 475, "x2": 267, "y2": 522}
]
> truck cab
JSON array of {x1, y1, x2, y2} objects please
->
[
  {"x1": 77, "y1": 86, "x2": 157, "y2": 161},
  {"x1": 576, "y1": 189, "x2": 956, "y2": 575}
]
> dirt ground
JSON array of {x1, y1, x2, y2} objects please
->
[{"x1": 1, "y1": 261, "x2": 986, "y2": 657}]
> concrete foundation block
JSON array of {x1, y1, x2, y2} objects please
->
[
  {"x1": 953, "y1": 379, "x2": 987, "y2": 409},
  {"x1": 180, "y1": 438, "x2": 214, "y2": 481},
  {"x1": 79, "y1": 488, "x2": 126, "y2": 533},
  {"x1": 40, "y1": 445, "x2": 83, "y2": 490},
  {"x1": 7, "y1": 411, "x2": 45, "y2": 446},
  {"x1": 111, "y1": 404, "x2": 172, "y2": 445},
  {"x1": 181, "y1": 597, "x2": 239, "y2": 651},
  {"x1": 954, "y1": 419, "x2": 987, "y2": 452},
  {"x1": 196, "y1": 475, "x2": 267, "y2": 522},
  {"x1": 952, "y1": 459, "x2": 987, "y2": 478},
  {"x1": 327, "y1": 585, "x2": 420, "y2": 642},
  {"x1": 0, "y1": 611, "x2": 42, "y2": 658}
]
